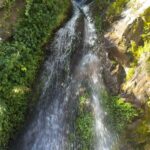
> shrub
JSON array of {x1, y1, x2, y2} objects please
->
[
  {"x1": 0, "y1": 0, "x2": 71, "y2": 148},
  {"x1": 105, "y1": 0, "x2": 129, "y2": 24},
  {"x1": 101, "y1": 91, "x2": 138, "y2": 133}
]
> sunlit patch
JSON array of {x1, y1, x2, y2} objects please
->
[
  {"x1": 0, "y1": 102, "x2": 6, "y2": 116},
  {"x1": 12, "y1": 86, "x2": 30, "y2": 94}
]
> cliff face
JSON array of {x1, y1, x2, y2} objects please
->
[
  {"x1": 102, "y1": 0, "x2": 150, "y2": 148},
  {"x1": 123, "y1": 52, "x2": 150, "y2": 104},
  {"x1": 104, "y1": 0, "x2": 150, "y2": 52}
]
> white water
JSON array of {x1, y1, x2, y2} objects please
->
[
  {"x1": 14, "y1": 3, "x2": 81, "y2": 150},
  {"x1": 14, "y1": 1, "x2": 116, "y2": 150},
  {"x1": 77, "y1": 5, "x2": 117, "y2": 150},
  {"x1": 79, "y1": 53, "x2": 115, "y2": 150}
]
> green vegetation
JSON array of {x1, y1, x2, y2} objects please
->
[
  {"x1": 125, "y1": 100, "x2": 150, "y2": 148},
  {"x1": 129, "y1": 41, "x2": 150, "y2": 62},
  {"x1": 95, "y1": 0, "x2": 129, "y2": 31},
  {"x1": 101, "y1": 91, "x2": 138, "y2": 133},
  {"x1": 1, "y1": 0, "x2": 16, "y2": 8},
  {"x1": 75, "y1": 92, "x2": 94, "y2": 150},
  {"x1": 0, "y1": 0, "x2": 71, "y2": 149},
  {"x1": 95, "y1": 0, "x2": 111, "y2": 12},
  {"x1": 142, "y1": 7, "x2": 150, "y2": 42},
  {"x1": 125, "y1": 67, "x2": 135, "y2": 81},
  {"x1": 129, "y1": 8, "x2": 150, "y2": 59},
  {"x1": 105, "y1": 0, "x2": 129, "y2": 24},
  {"x1": 126, "y1": 8, "x2": 150, "y2": 81}
]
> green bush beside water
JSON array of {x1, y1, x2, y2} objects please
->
[
  {"x1": 75, "y1": 93, "x2": 94, "y2": 150},
  {"x1": 101, "y1": 91, "x2": 138, "y2": 133},
  {"x1": 0, "y1": 0, "x2": 71, "y2": 149}
]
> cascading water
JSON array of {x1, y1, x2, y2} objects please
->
[{"x1": 13, "y1": 1, "x2": 117, "y2": 150}]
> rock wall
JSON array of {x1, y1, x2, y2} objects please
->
[
  {"x1": 102, "y1": 0, "x2": 150, "y2": 148},
  {"x1": 124, "y1": 52, "x2": 150, "y2": 104}
]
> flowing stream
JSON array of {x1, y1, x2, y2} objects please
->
[{"x1": 13, "y1": 0, "x2": 117, "y2": 150}]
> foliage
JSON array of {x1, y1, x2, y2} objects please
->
[
  {"x1": 1, "y1": 0, "x2": 16, "y2": 8},
  {"x1": 101, "y1": 91, "x2": 138, "y2": 133},
  {"x1": 126, "y1": 67, "x2": 135, "y2": 81},
  {"x1": 0, "y1": 0, "x2": 70, "y2": 149},
  {"x1": 95, "y1": 0, "x2": 129, "y2": 31},
  {"x1": 75, "y1": 93, "x2": 94, "y2": 150},
  {"x1": 94, "y1": 0, "x2": 112, "y2": 32},
  {"x1": 128, "y1": 8, "x2": 150, "y2": 62},
  {"x1": 105, "y1": 0, "x2": 129, "y2": 24},
  {"x1": 142, "y1": 22, "x2": 150, "y2": 42},
  {"x1": 129, "y1": 40, "x2": 150, "y2": 66},
  {"x1": 142, "y1": 7, "x2": 150, "y2": 42},
  {"x1": 95, "y1": 0, "x2": 111, "y2": 12}
]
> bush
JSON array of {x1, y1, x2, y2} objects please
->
[
  {"x1": 105, "y1": 0, "x2": 129, "y2": 24},
  {"x1": 0, "y1": 0, "x2": 71, "y2": 149},
  {"x1": 101, "y1": 91, "x2": 138, "y2": 133},
  {"x1": 95, "y1": 0, "x2": 129, "y2": 31}
]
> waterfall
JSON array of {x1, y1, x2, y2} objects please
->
[{"x1": 13, "y1": 1, "x2": 117, "y2": 150}]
